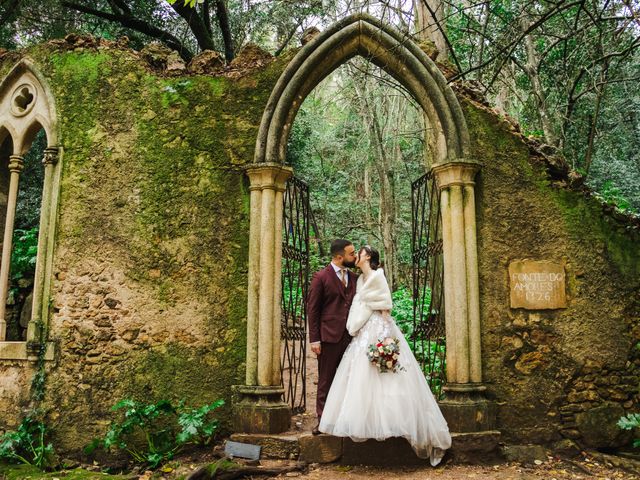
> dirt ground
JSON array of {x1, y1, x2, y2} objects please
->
[
  {"x1": 272, "y1": 454, "x2": 638, "y2": 480},
  {"x1": 279, "y1": 343, "x2": 640, "y2": 480}
]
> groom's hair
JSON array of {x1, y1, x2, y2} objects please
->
[{"x1": 330, "y1": 239, "x2": 352, "y2": 257}]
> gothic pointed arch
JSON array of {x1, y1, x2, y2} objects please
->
[
  {"x1": 254, "y1": 13, "x2": 470, "y2": 166},
  {"x1": 0, "y1": 58, "x2": 58, "y2": 154}
]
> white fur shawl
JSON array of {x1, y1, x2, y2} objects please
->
[{"x1": 346, "y1": 268, "x2": 393, "y2": 336}]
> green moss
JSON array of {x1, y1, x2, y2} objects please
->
[
  {"x1": 464, "y1": 97, "x2": 640, "y2": 284},
  {"x1": 118, "y1": 343, "x2": 239, "y2": 430},
  {"x1": 49, "y1": 52, "x2": 112, "y2": 85},
  {"x1": 0, "y1": 464, "x2": 130, "y2": 479},
  {"x1": 552, "y1": 188, "x2": 640, "y2": 280},
  {"x1": 0, "y1": 45, "x2": 285, "y2": 451}
]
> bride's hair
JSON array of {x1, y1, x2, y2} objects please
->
[{"x1": 359, "y1": 245, "x2": 380, "y2": 270}]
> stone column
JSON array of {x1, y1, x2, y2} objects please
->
[
  {"x1": 26, "y1": 147, "x2": 58, "y2": 358},
  {"x1": 245, "y1": 183, "x2": 262, "y2": 385},
  {"x1": 234, "y1": 163, "x2": 292, "y2": 434},
  {"x1": 431, "y1": 159, "x2": 497, "y2": 438},
  {"x1": 0, "y1": 155, "x2": 25, "y2": 341}
]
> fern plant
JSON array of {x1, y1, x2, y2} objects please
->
[
  {"x1": 0, "y1": 414, "x2": 55, "y2": 469},
  {"x1": 618, "y1": 413, "x2": 640, "y2": 447},
  {"x1": 86, "y1": 398, "x2": 224, "y2": 468}
]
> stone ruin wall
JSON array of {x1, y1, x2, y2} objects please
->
[
  {"x1": 0, "y1": 37, "x2": 638, "y2": 454},
  {"x1": 465, "y1": 94, "x2": 640, "y2": 449},
  {"x1": 0, "y1": 38, "x2": 286, "y2": 453}
]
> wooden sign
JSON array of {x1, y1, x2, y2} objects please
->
[
  {"x1": 509, "y1": 260, "x2": 567, "y2": 310},
  {"x1": 224, "y1": 440, "x2": 261, "y2": 460}
]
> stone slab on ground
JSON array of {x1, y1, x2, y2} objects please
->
[
  {"x1": 230, "y1": 431, "x2": 502, "y2": 464},
  {"x1": 229, "y1": 433, "x2": 300, "y2": 459},
  {"x1": 299, "y1": 433, "x2": 343, "y2": 463},
  {"x1": 551, "y1": 439, "x2": 581, "y2": 458},
  {"x1": 500, "y1": 444, "x2": 548, "y2": 464},
  {"x1": 449, "y1": 431, "x2": 502, "y2": 463}
]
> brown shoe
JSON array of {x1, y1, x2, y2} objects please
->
[{"x1": 312, "y1": 423, "x2": 321, "y2": 435}]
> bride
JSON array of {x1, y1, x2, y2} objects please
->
[{"x1": 318, "y1": 245, "x2": 452, "y2": 466}]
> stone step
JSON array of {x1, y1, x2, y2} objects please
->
[{"x1": 229, "y1": 430, "x2": 501, "y2": 464}]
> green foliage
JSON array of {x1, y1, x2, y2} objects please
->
[
  {"x1": 596, "y1": 180, "x2": 636, "y2": 213},
  {"x1": 15, "y1": 129, "x2": 46, "y2": 231},
  {"x1": 176, "y1": 400, "x2": 224, "y2": 445},
  {"x1": 618, "y1": 413, "x2": 640, "y2": 448},
  {"x1": 288, "y1": 63, "x2": 425, "y2": 286},
  {"x1": 10, "y1": 227, "x2": 39, "y2": 285},
  {"x1": 0, "y1": 414, "x2": 55, "y2": 469},
  {"x1": 86, "y1": 398, "x2": 224, "y2": 469},
  {"x1": 392, "y1": 287, "x2": 446, "y2": 398},
  {"x1": 391, "y1": 286, "x2": 414, "y2": 329}
]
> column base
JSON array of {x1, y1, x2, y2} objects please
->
[
  {"x1": 439, "y1": 383, "x2": 497, "y2": 432},
  {"x1": 232, "y1": 385, "x2": 291, "y2": 434}
]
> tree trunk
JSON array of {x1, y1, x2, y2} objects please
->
[
  {"x1": 521, "y1": 16, "x2": 558, "y2": 146},
  {"x1": 412, "y1": 1, "x2": 436, "y2": 169},
  {"x1": 215, "y1": 0, "x2": 234, "y2": 62},
  {"x1": 494, "y1": 63, "x2": 517, "y2": 115},
  {"x1": 363, "y1": 165, "x2": 374, "y2": 246},
  {"x1": 414, "y1": 0, "x2": 448, "y2": 63},
  {"x1": 583, "y1": 62, "x2": 609, "y2": 177},
  {"x1": 368, "y1": 102, "x2": 397, "y2": 291}
]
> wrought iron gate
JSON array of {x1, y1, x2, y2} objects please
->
[
  {"x1": 411, "y1": 172, "x2": 447, "y2": 398},
  {"x1": 281, "y1": 177, "x2": 310, "y2": 413}
]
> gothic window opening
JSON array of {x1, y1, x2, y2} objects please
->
[
  {"x1": 0, "y1": 61, "x2": 59, "y2": 361},
  {"x1": 2, "y1": 129, "x2": 46, "y2": 341}
]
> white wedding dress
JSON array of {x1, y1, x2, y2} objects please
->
[{"x1": 318, "y1": 268, "x2": 451, "y2": 466}]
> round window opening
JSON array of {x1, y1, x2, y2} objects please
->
[{"x1": 11, "y1": 84, "x2": 36, "y2": 117}]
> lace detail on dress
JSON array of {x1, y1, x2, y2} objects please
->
[{"x1": 353, "y1": 311, "x2": 393, "y2": 348}]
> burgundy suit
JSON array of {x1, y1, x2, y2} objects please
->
[{"x1": 307, "y1": 264, "x2": 358, "y2": 418}]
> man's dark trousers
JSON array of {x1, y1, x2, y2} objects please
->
[{"x1": 316, "y1": 331, "x2": 352, "y2": 418}]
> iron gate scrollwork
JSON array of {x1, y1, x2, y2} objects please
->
[
  {"x1": 411, "y1": 171, "x2": 447, "y2": 398},
  {"x1": 281, "y1": 177, "x2": 310, "y2": 413}
]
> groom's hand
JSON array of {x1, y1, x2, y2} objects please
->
[{"x1": 311, "y1": 342, "x2": 321, "y2": 356}]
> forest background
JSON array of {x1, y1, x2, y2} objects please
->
[{"x1": 2, "y1": 0, "x2": 639, "y2": 293}]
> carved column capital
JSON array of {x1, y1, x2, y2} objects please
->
[
  {"x1": 431, "y1": 159, "x2": 482, "y2": 190},
  {"x1": 42, "y1": 147, "x2": 59, "y2": 166},
  {"x1": 8, "y1": 155, "x2": 24, "y2": 173},
  {"x1": 245, "y1": 163, "x2": 293, "y2": 192}
]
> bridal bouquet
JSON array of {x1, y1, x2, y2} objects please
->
[{"x1": 367, "y1": 337, "x2": 405, "y2": 373}]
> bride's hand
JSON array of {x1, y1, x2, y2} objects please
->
[{"x1": 381, "y1": 310, "x2": 391, "y2": 321}]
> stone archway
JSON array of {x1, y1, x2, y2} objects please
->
[{"x1": 235, "y1": 13, "x2": 488, "y2": 435}]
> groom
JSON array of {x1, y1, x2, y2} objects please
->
[{"x1": 307, "y1": 239, "x2": 358, "y2": 435}]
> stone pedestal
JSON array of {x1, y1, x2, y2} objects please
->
[
  {"x1": 439, "y1": 383, "x2": 500, "y2": 460},
  {"x1": 232, "y1": 385, "x2": 290, "y2": 434},
  {"x1": 439, "y1": 383, "x2": 497, "y2": 432}
]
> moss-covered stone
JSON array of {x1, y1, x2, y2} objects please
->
[
  {"x1": 0, "y1": 44, "x2": 287, "y2": 455},
  {"x1": 0, "y1": 464, "x2": 130, "y2": 480},
  {"x1": 465, "y1": 96, "x2": 640, "y2": 446}
]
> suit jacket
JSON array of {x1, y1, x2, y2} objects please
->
[{"x1": 307, "y1": 264, "x2": 358, "y2": 344}]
